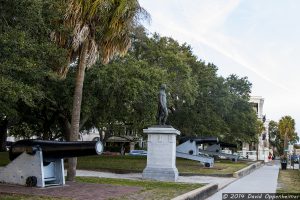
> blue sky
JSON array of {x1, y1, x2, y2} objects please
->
[{"x1": 140, "y1": 0, "x2": 300, "y2": 137}]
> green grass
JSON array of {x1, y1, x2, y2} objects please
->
[
  {"x1": 0, "y1": 152, "x2": 248, "y2": 200},
  {"x1": 0, "y1": 152, "x2": 203, "y2": 200},
  {"x1": 0, "y1": 152, "x2": 9, "y2": 166},
  {"x1": 1, "y1": 152, "x2": 250, "y2": 175},
  {"x1": 77, "y1": 155, "x2": 250, "y2": 175},
  {"x1": 177, "y1": 159, "x2": 249, "y2": 175},
  {"x1": 76, "y1": 176, "x2": 203, "y2": 200},
  {"x1": 277, "y1": 169, "x2": 300, "y2": 193},
  {"x1": 77, "y1": 155, "x2": 146, "y2": 173}
]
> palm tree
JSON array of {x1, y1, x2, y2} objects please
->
[
  {"x1": 278, "y1": 116, "x2": 296, "y2": 157},
  {"x1": 51, "y1": 0, "x2": 149, "y2": 181}
]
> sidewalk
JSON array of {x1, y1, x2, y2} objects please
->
[
  {"x1": 207, "y1": 163, "x2": 280, "y2": 200},
  {"x1": 75, "y1": 170, "x2": 236, "y2": 189}
]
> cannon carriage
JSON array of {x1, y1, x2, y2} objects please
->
[
  {"x1": 176, "y1": 137, "x2": 239, "y2": 167},
  {"x1": 0, "y1": 139, "x2": 103, "y2": 187}
]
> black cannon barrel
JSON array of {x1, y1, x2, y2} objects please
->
[
  {"x1": 218, "y1": 142, "x2": 237, "y2": 148},
  {"x1": 179, "y1": 136, "x2": 219, "y2": 144},
  {"x1": 194, "y1": 137, "x2": 219, "y2": 145},
  {"x1": 9, "y1": 139, "x2": 103, "y2": 161}
]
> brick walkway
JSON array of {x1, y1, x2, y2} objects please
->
[{"x1": 0, "y1": 181, "x2": 142, "y2": 200}]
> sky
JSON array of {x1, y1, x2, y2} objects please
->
[{"x1": 139, "y1": 0, "x2": 300, "y2": 137}]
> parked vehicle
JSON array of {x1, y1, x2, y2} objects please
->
[
  {"x1": 5, "y1": 141, "x2": 14, "y2": 151},
  {"x1": 237, "y1": 155, "x2": 248, "y2": 159},
  {"x1": 291, "y1": 154, "x2": 299, "y2": 163},
  {"x1": 129, "y1": 150, "x2": 147, "y2": 156}
]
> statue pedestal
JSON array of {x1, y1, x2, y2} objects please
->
[{"x1": 142, "y1": 126, "x2": 180, "y2": 181}]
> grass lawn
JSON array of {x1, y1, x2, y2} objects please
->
[
  {"x1": 76, "y1": 176, "x2": 203, "y2": 200},
  {"x1": 178, "y1": 159, "x2": 249, "y2": 175},
  {"x1": 0, "y1": 152, "x2": 248, "y2": 199},
  {"x1": 277, "y1": 169, "x2": 300, "y2": 193},
  {"x1": 1, "y1": 152, "x2": 250, "y2": 175},
  {"x1": 0, "y1": 152, "x2": 9, "y2": 166},
  {"x1": 76, "y1": 155, "x2": 250, "y2": 175}
]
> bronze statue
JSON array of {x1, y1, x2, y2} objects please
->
[{"x1": 157, "y1": 84, "x2": 168, "y2": 125}]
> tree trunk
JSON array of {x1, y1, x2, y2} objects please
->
[
  {"x1": 67, "y1": 40, "x2": 89, "y2": 181},
  {"x1": 0, "y1": 117, "x2": 8, "y2": 152},
  {"x1": 60, "y1": 115, "x2": 71, "y2": 140},
  {"x1": 284, "y1": 129, "x2": 288, "y2": 157},
  {"x1": 256, "y1": 142, "x2": 259, "y2": 161}
]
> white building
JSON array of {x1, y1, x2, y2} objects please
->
[{"x1": 240, "y1": 96, "x2": 271, "y2": 162}]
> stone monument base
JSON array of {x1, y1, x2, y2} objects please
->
[
  {"x1": 142, "y1": 126, "x2": 180, "y2": 182},
  {"x1": 143, "y1": 167, "x2": 178, "y2": 182}
]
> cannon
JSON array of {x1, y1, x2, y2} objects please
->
[
  {"x1": 176, "y1": 137, "x2": 217, "y2": 167},
  {"x1": 200, "y1": 140, "x2": 238, "y2": 161},
  {"x1": 0, "y1": 139, "x2": 103, "y2": 187},
  {"x1": 176, "y1": 137, "x2": 239, "y2": 167}
]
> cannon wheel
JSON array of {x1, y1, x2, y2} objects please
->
[
  {"x1": 26, "y1": 176, "x2": 37, "y2": 187},
  {"x1": 204, "y1": 163, "x2": 210, "y2": 168}
]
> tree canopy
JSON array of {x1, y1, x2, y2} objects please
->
[
  {"x1": 269, "y1": 117, "x2": 299, "y2": 156},
  {"x1": 0, "y1": 0, "x2": 68, "y2": 150},
  {"x1": 278, "y1": 116, "x2": 298, "y2": 156},
  {"x1": 79, "y1": 27, "x2": 258, "y2": 145},
  {"x1": 1, "y1": 0, "x2": 263, "y2": 152}
]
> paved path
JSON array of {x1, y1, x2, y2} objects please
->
[
  {"x1": 207, "y1": 163, "x2": 280, "y2": 200},
  {"x1": 75, "y1": 170, "x2": 236, "y2": 189}
]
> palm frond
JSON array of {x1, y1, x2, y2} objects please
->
[
  {"x1": 52, "y1": 0, "x2": 150, "y2": 76},
  {"x1": 72, "y1": 24, "x2": 90, "y2": 51},
  {"x1": 86, "y1": 39, "x2": 99, "y2": 68}
]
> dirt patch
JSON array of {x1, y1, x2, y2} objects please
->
[{"x1": 0, "y1": 181, "x2": 142, "y2": 200}]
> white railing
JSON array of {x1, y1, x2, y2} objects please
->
[
  {"x1": 237, "y1": 150, "x2": 257, "y2": 161},
  {"x1": 237, "y1": 149, "x2": 270, "y2": 162}
]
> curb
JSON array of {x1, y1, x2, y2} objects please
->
[
  {"x1": 233, "y1": 161, "x2": 263, "y2": 178},
  {"x1": 171, "y1": 183, "x2": 218, "y2": 200},
  {"x1": 180, "y1": 173, "x2": 233, "y2": 177}
]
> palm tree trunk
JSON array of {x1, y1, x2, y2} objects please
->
[
  {"x1": 59, "y1": 115, "x2": 71, "y2": 140},
  {"x1": 67, "y1": 40, "x2": 89, "y2": 181},
  {"x1": 256, "y1": 142, "x2": 259, "y2": 161},
  {"x1": 284, "y1": 129, "x2": 288, "y2": 157}
]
